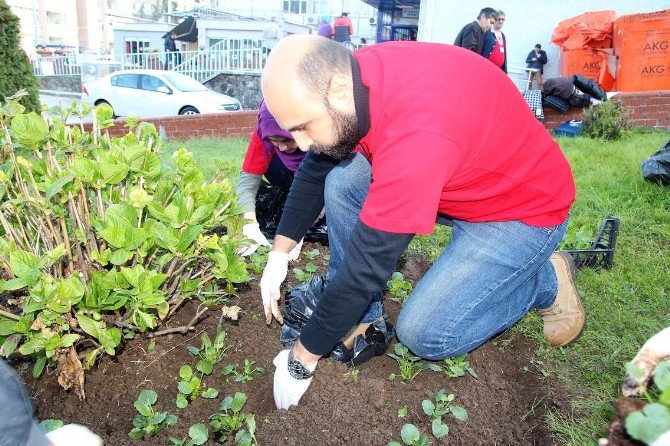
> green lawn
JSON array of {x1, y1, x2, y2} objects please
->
[{"x1": 170, "y1": 130, "x2": 670, "y2": 445}]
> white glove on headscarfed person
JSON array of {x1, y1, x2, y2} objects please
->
[
  {"x1": 273, "y1": 349, "x2": 316, "y2": 409},
  {"x1": 239, "y1": 222, "x2": 271, "y2": 257}
]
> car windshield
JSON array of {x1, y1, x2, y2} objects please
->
[{"x1": 161, "y1": 73, "x2": 208, "y2": 92}]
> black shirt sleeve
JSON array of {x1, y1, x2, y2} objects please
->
[
  {"x1": 299, "y1": 219, "x2": 414, "y2": 356},
  {"x1": 276, "y1": 150, "x2": 339, "y2": 242}
]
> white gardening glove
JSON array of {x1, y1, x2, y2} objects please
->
[
  {"x1": 273, "y1": 349, "x2": 314, "y2": 410},
  {"x1": 260, "y1": 251, "x2": 289, "y2": 324},
  {"x1": 45, "y1": 424, "x2": 103, "y2": 445},
  {"x1": 239, "y1": 222, "x2": 271, "y2": 256},
  {"x1": 287, "y1": 238, "x2": 304, "y2": 262}
]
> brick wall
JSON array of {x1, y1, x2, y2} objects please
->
[
  {"x1": 543, "y1": 90, "x2": 670, "y2": 131},
  {"x1": 91, "y1": 90, "x2": 670, "y2": 139},
  {"x1": 87, "y1": 110, "x2": 258, "y2": 140}
]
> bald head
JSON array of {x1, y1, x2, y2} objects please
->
[{"x1": 260, "y1": 35, "x2": 359, "y2": 160}]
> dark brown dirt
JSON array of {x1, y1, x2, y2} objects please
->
[{"x1": 17, "y1": 243, "x2": 569, "y2": 445}]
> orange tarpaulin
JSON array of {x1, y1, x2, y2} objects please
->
[
  {"x1": 614, "y1": 9, "x2": 670, "y2": 91},
  {"x1": 552, "y1": 11, "x2": 616, "y2": 51}
]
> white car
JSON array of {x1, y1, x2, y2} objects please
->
[{"x1": 82, "y1": 69, "x2": 241, "y2": 118}]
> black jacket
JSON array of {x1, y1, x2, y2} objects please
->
[
  {"x1": 454, "y1": 21, "x2": 484, "y2": 56},
  {"x1": 164, "y1": 36, "x2": 177, "y2": 52},
  {"x1": 482, "y1": 30, "x2": 507, "y2": 73},
  {"x1": 526, "y1": 49, "x2": 547, "y2": 74}
]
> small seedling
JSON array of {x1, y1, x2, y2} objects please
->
[
  {"x1": 304, "y1": 249, "x2": 320, "y2": 260},
  {"x1": 387, "y1": 423, "x2": 431, "y2": 446},
  {"x1": 175, "y1": 365, "x2": 218, "y2": 408},
  {"x1": 387, "y1": 272, "x2": 413, "y2": 303},
  {"x1": 387, "y1": 343, "x2": 442, "y2": 381},
  {"x1": 129, "y1": 389, "x2": 178, "y2": 440},
  {"x1": 305, "y1": 262, "x2": 317, "y2": 274},
  {"x1": 247, "y1": 246, "x2": 269, "y2": 274},
  {"x1": 397, "y1": 406, "x2": 408, "y2": 418},
  {"x1": 293, "y1": 268, "x2": 312, "y2": 282},
  {"x1": 343, "y1": 368, "x2": 360, "y2": 383},
  {"x1": 324, "y1": 254, "x2": 330, "y2": 261},
  {"x1": 147, "y1": 341, "x2": 157, "y2": 353},
  {"x1": 187, "y1": 331, "x2": 230, "y2": 375},
  {"x1": 443, "y1": 354, "x2": 477, "y2": 379},
  {"x1": 422, "y1": 389, "x2": 468, "y2": 438},
  {"x1": 222, "y1": 360, "x2": 265, "y2": 384},
  {"x1": 625, "y1": 360, "x2": 670, "y2": 444},
  {"x1": 169, "y1": 423, "x2": 209, "y2": 446},
  {"x1": 209, "y1": 392, "x2": 257, "y2": 445}
]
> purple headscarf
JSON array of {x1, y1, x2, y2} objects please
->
[{"x1": 257, "y1": 100, "x2": 305, "y2": 173}]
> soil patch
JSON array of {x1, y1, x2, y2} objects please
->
[{"x1": 17, "y1": 243, "x2": 569, "y2": 445}]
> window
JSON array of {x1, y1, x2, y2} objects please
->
[
  {"x1": 114, "y1": 74, "x2": 139, "y2": 89},
  {"x1": 140, "y1": 75, "x2": 169, "y2": 92},
  {"x1": 125, "y1": 38, "x2": 150, "y2": 54},
  {"x1": 283, "y1": 1, "x2": 306, "y2": 14},
  {"x1": 46, "y1": 11, "x2": 62, "y2": 24}
]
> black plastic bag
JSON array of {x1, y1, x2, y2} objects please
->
[
  {"x1": 573, "y1": 74, "x2": 607, "y2": 101},
  {"x1": 280, "y1": 275, "x2": 328, "y2": 347},
  {"x1": 279, "y1": 276, "x2": 394, "y2": 366},
  {"x1": 543, "y1": 95, "x2": 571, "y2": 113},
  {"x1": 642, "y1": 139, "x2": 670, "y2": 186},
  {"x1": 255, "y1": 182, "x2": 328, "y2": 244},
  {"x1": 570, "y1": 92, "x2": 592, "y2": 108}
]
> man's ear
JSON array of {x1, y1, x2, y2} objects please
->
[{"x1": 326, "y1": 73, "x2": 354, "y2": 111}]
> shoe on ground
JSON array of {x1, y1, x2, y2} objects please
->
[
  {"x1": 331, "y1": 316, "x2": 394, "y2": 367},
  {"x1": 538, "y1": 252, "x2": 586, "y2": 347}
]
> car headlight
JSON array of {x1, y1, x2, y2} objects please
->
[{"x1": 220, "y1": 103, "x2": 240, "y2": 111}]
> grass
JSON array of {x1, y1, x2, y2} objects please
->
[
  {"x1": 173, "y1": 130, "x2": 670, "y2": 445},
  {"x1": 163, "y1": 137, "x2": 248, "y2": 179}
]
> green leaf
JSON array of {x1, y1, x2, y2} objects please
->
[
  {"x1": 231, "y1": 392, "x2": 247, "y2": 413},
  {"x1": 196, "y1": 359, "x2": 213, "y2": 375},
  {"x1": 9, "y1": 251, "x2": 39, "y2": 279},
  {"x1": 450, "y1": 405, "x2": 468, "y2": 421},
  {"x1": 1, "y1": 276, "x2": 34, "y2": 291},
  {"x1": 177, "y1": 225, "x2": 203, "y2": 252},
  {"x1": 10, "y1": 112, "x2": 49, "y2": 148},
  {"x1": 39, "y1": 419, "x2": 64, "y2": 434},
  {"x1": 388, "y1": 442, "x2": 403, "y2": 446},
  {"x1": 33, "y1": 356, "x2": 47, "y2": 378},
  {"x1": 175, "y1": 393, "x2": 188, "y2": 409},
  {"x1": 400, "y1": 424, "x2": 420, "y2": 444},
  {"x1": 150, "y1": 222, "x2": 179, "y2": 252},
  {"x1": 226, "y1": 262, "x2": 250, "y2": 284},
  {"x1": 432, "y1": 419, "x2": 449, "y2": 438},
  {"x1": 188, "y1": 423, "x2": 208, "y2": 445},
  {"x1": 421, "y1": 399, "x2": 435, "y2": 416},
  {"x1": 128, "y1": 428, "x2": 144, "y2": 440},
  {"x1": 76, "y1": 313, "x2": 100, "y2": 338},
  {"x1": 138, "y1": 389, "x2": 158, "y2": 406},
  {"x1": 0, "y1": 318, "x2": 18, "y2": 336},
  {"x1": 201, "y1": 388, "x2": 218, "y2": 399},
  {"x1": 625, "y1": 403, "x2": 670, "y2": 443},
  {"x1": 70, "y1": 156, "x2": 96, "y2": 183},
  {"x1": 110, "y1": 249, "x2": 133, "y2": 265},
  {"x1": 105, "y1": 203, "x2": 137, "y2": 227},
  {"x1": 186, "y1": 345, "x2": 200, "y2": 356},
  {"x1": 178, "y1": 380, "x2": 192, "y2": 395},
  {"x1": 654, "y1": 360, "x2": 670, "y2": 392},
  {"x1": 45, "y1": 175, "x2": 73, "y2": 200},
  {"x1": 134, "y1": 401, "x2": 153, "y2": 417},
  {"x1": 100, "y1": 225, "x2": 127, "y2": 249},
  {"x1": 427, "y1": 363, "x2": 443, "y2": 372}
]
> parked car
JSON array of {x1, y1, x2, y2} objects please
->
[{"x1": 82, "y1": 69, "x2": 241, "y2": 118}]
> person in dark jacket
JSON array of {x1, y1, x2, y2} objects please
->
[
  {"x1": 526, "y1": 44, "x2": 548, "y2": 89},
  {"x1": 164, "y1": 32, "x2": 177, "y2": 69},
  {"x1": 454, "y1": 7, "x2": 497, "y2": 56},
  {"x1": 482, "y1": 10, "x2": 507, "y2": 72}
]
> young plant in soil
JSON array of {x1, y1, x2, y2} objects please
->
[
  {"x1": 443, "y1": 354, "x2": 478, "y2": 379},
  {"x1": 176, "y1": 364, "x2": 218, "y2": 409},
  {"x1": 387, "y1": 272, "x2": 413, "y2": 303},
  {"x1": 209, "y1": 392, "x2": 258, "y2": 445},
  {"x1": 221, "y1": 359, "x2": 265, "y2": 384},
  {"x1": 247, "y1": 246, "x2": 269, "y2": 275},
  {"x1": 422, "y1": 389, "x2": 468, "y2": 438},
  {"x1": 625, "y1": 359, "x2": 670, "y2": 444},
  {"x1": 304, "y1": 249, "x2": 320, "y2": 260},
  {"x1": 187, "y1": 331, "x2": 230, "y2": 375},
  {"x1": 387, "y1": 343, "x2": 442, "y2": 381},
  {"x1": 387, "y1": 423, "x2": 431, "y2": 446},
  {"x1": 129, "y1": 389, "x2": 178, "y2": 440},
  {"x1": 169, "y1": 423, "x2": 209, "y2": 446},
  {"x1": 0, "y1": 97, "x2": 250, "y2": 392}
]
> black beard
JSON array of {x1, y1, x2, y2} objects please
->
[{"x1": 311, "y1": 104, "x2": 360, "y2": 161}]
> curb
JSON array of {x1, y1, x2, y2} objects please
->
[{"x1": 40, "y1": 89, "x2": 81, "y2": 98}]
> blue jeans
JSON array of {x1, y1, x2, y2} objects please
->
[{"x1": 324, "y1": 152, "x2": 566, "y2": 360}]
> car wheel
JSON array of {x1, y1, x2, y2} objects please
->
[
  {"x1": 94, "y1": 100, "x2": 116, "y2": 119},
  {"x1": 179, "y1": 106, "x2": 200, "y2": 115}
]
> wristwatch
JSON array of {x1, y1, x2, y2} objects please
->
[{"x1": 287, "y1": 349, "x2": 317, "y2": 380}]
